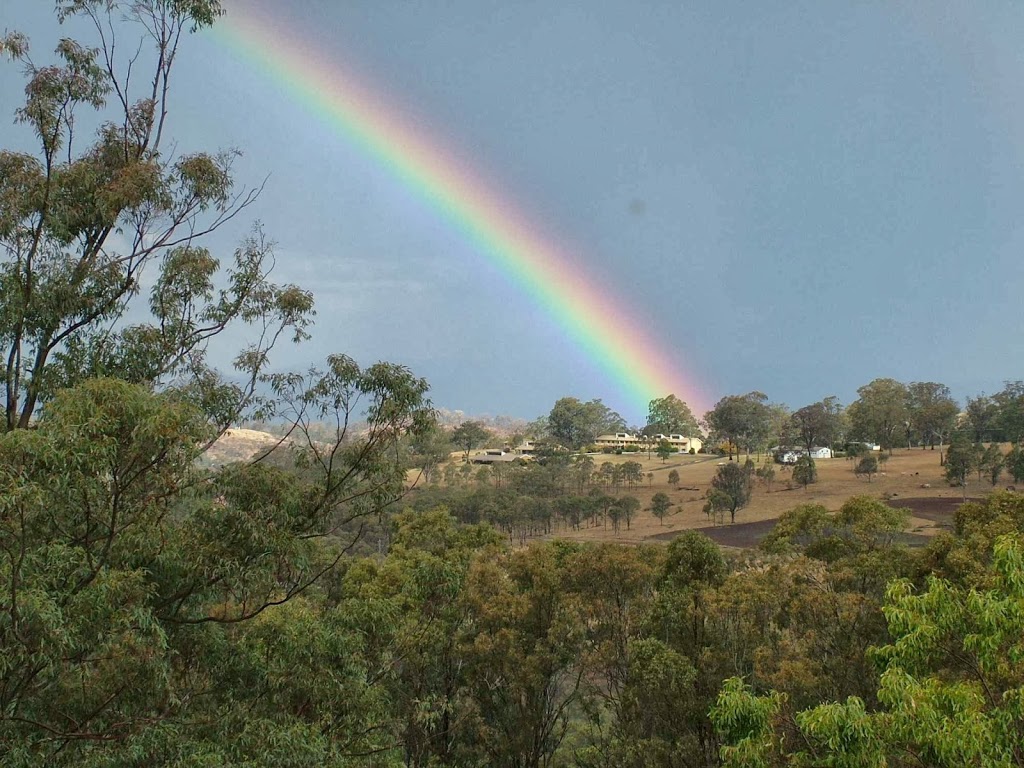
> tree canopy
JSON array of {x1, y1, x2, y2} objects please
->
[
  {"x1": 646, "y1": 394, "x2": 701, "y2": 436},
  {"x1": 546, "y1": 396, "x2": 625, "y2": 449}
]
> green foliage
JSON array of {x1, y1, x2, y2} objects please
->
[
  {"x1": 703, "y1": 488, "x2": 733, "y2": 524},
  {"x1": 547, "y1": 396, "x2": 625, "y2": 450},
  {"x1": 1008, "y1": 444, "x2": 1024, "y2": 483},
  {"x1": 451, "y1": 419, "x2": 492, "y2": 458},
  {"x1": 907, "y1": 381, "x2": 959, "y2": 449},
  {"x1": 646, "y1": 393, "x2": 700, "y2": 436},
  {"x1": 407, "y1": 422, "x2": 453, "y2": 482},
  {"x1": 709, "y1": 461, "x2": 753, "y2": 523},
  {"x1": 656, "y1": 438, "x2": 673, "y2": 461},
  {"x1": 790, "y1": 399, "x2": 841, "y2": 453},
  {"x1": 663, "y1": 531, "x2": 726, "y2": 589},
  {"x1": 855, "y1": 454, "x2": 878, "y2": 481},
  {"x1": 754, "y1": 457, "x2": 776, "y2": 492},
  {"x1": 792, "y1": 454, "x2": 817, "y2": 488},
  {"x1": 650, "y1": 492, "x2": 672, "y2": 524},
  {"x1": 667, "y1": 468, "x2": 680, "y2": 487},
  {"x1": 848, "y1": 378, "x2": 909, "y2": 452},
  {"x1": 945, "y1": 434, "x2": 979, "y2": 498},
  {"x1": 715, "y1": 533, "x2": 1024, "y2": 767},
  {"x1": 612, "y1": 495, "x2": 641, "y2": 531},
  {"x1": 845, "y1": 441, "x2": 869, "y2": 459},
  {"x1": 0, "y1": 368, "x2": 431, "y2": 763},
  {"x1": 762, "y1": 496, "x2": 909, "y2": 567},
  {"x1": 704, "y1": 391, "x2": 770, "y2": 459},
  {"x1": 982, "y1": 443, "x2": 1006, "y2": 486},
  {"x1": 0, "y1": 3, "x2": 312, "y2": 432},
  {"x1": 993, "y1": 381, "x2": 1024, "y2": 444}
]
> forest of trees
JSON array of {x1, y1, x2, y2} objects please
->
[{"x1": 2, "y1": 4, "x2": 1024, "y2": 766}]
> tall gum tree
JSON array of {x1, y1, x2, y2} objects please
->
[
  {"x1": 645, "y1": 393, "x2": 701, "y2": 437},
  {"x1": 847, "y1": 378, "x2": 909, "y2": 454},
  {"x1": 0, "y1": 1, "x2": 313, "y2": 433}
]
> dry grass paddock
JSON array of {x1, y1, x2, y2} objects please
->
[{"x1": 540, "y1": 448, "x2": 1007, "y2": 547}]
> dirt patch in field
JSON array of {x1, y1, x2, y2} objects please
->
[
  {"x1": 648, "y1": 518, "x2": 780, "y2": 549},
  {"x1": 888, "y1": 496, "x2": 978, "y2": 526}
]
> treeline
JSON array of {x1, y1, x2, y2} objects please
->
[
  {"x1": 411, "y1": 380, "x2": 1024, "y2": 474},
  {"x1": 410, "y1": 455, "x2": 669, "y2": 544},
  {"x1": 699, "y1": 379, "x2": 1024, "y2": 458}
]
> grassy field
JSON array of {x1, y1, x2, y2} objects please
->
[
  {"x1": 217, "y1": 426, "x2": 1010, "y2": 549},
  {"x1": 545, "y1": 448, "x2": 1004, "y2": 546}
]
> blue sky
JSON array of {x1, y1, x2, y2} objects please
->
[{"x1": 2, "y1": 1, "x2": 1023, "y2": 423}]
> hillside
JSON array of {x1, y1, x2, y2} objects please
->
[{"x1": 204, "y1": 427, "x2": 283, "y2": 466}]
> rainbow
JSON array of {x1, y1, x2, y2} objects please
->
[{"x1": 212, "y1": 6, "x2": 710, "y2": 419}]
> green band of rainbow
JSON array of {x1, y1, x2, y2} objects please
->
[{"x1": 213, "y1": 7, "x2": 709, "y2": 419}]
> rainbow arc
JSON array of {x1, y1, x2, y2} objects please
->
[{"x1": 214, "y1": 7, "x2": 710, "y2": 418}]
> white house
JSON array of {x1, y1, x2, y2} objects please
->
[
  {"x1": 594, "y1": 432, "x2": 703, "y2": 452},
  {"x1": 594, "y1": 432, "x2": 642, "y2": 448},
  {"x1": 776, "y1": 446, "x2": 833, "y2": 464},
  {"x1": 661, "y1": 434, "x2": 703, "y2": 453}
]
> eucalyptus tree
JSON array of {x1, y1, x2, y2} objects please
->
[
  {"x1": 704, "y1": 391, "x2": 770, "y2": 461},
  {"x1": 847, "y1": 378, "x2": 909, "y2": 453},
  {"x1": 646, "y1": 393, "x2": 701, "y2": 436},
  {"x1": 0, "y1": 2, "x2": 314, "y2": 434},
  {"x1": 709, "y1": 461, "x2": 753, "y2": 523},
  {"x1": 547, "y1": 396, "x2": 625, "y2": 449},
  {"x1": 907, "y1": 381, "x2": 959, "y2": 455},
  {"x1": 993, "y1": 380, "x2": 1024, "y2": 444}
]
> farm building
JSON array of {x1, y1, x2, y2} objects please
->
[
  {"x1": 776, "y1": 446, "x2": 833, "y2": 464},
  {"x1": 594, "y1": 432, "x2": 703, "y2": 452}
]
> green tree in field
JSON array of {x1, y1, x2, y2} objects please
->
[
  {"x1": 656, "y1": 438, "x2": 673, "y2": 462},
  {"x1": 703, "y1": 488, "x2": 732, "y2": 523},
  {"x1": 572, "y1": 453, "x2": 596, "y2": 492},
  {"x1": 993, "y1": 380, "x2": 1024, "y2": 444},
  {"x1": 855, "y1": 454, "x2": 879, "y2": 482},
  {"x1": 965, "y1": 394, "x2": 999, "y2": 442},
  {"x1": 847, "y1": 378, "x2": 909, "y2": 453},
  {"x1": 845, "y1": 441, "x2": 869, "y2": 461},
  {"x1": 709, "y1": 461, "x2": 753, "y2": 523},
  {"x1": 547, "y1": 396, "x2": 625, "y2": 449},
  {"x1": 646, "y1": 393, "x2": 701, "y2": 436},
  {"x1": 668, "y1": 468, "x2": 680, "y2": 488},
  {"x1": 790, "y1": 399, "x2": 839, "y2": 455},
  {"x1": 408, "y1": 422, "x2": 453, "y2": 482},
  {"x1": 1008, "y1": 444, "x2": 1024, "y2": 483},
  {"x1": 452, "y1": 419, "x2": 492, "y2": 460},
  {"x1": 704, "y1": 391, "x2": 770, "y2": 460},
  {"x1": 614, "y1": 495, "x2": 642, "y2": 530},
  {"x1": 907, "y1": 381, "x2": 959, "y2": 456},
  {"x1": 792, "y1": 454, "x2": 817, "y2": 489},
  {"x1": 945, "y1": 435, "x2": 978, "y2": 501},
  {"x1": 713, "y1": 534, "x2": 1024, "y2": 768},
  {"x1": 754, "y1": 457, "x2": 776, "y2": 492},
  {"x1": 650, "y1": 491, "x2": 672, "y2": 525},
  {"x1": 621, "y1": 460, "x2": 644, "y2": 489},
  {"x1": 982, "y1": 443, "x2": 1005, "y2": 486}
]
